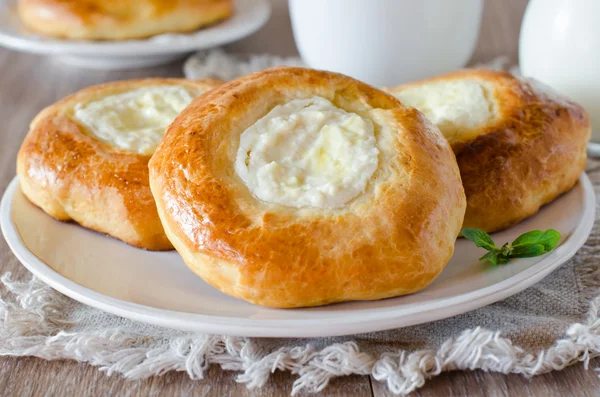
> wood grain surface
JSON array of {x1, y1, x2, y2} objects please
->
[{"x1": 1, "y1": 0, "x2": 599, "y2": 395}]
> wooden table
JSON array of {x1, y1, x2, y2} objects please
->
[{"x1": 1, "y1": 0, "x2": 599, "y2": 395}]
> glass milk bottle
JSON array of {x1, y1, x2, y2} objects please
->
[{"x1": 520, "y1": 0, "x2": 600, "y2": 155}]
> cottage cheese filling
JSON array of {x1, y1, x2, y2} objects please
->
[
  {"x1": 73, "y1": 85, "x2": 197, "y2": 155},
  {"x1": 235, "y1": 96, "x2": 379, "y2": 209}
]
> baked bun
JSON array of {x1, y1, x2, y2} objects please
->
[
  {"x1": 18, "y1": 0, "x2": 233, "y2": 40},
  {"x1": 17, "y1": 78, "x2": 222, "y2": 250},
  {"x1": 387, "y1": 69, "x2": 590, "y2": 233},
  {"x1": 149, "y1": 67, "x2": 466, "y2": 308}
]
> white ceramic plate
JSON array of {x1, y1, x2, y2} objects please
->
[
  {"x1": 0, "y1": 175, "x2": 595, "y2": 337},
  {"x1": 0, "y1": 0, "x2": 271, "y2": 69}
]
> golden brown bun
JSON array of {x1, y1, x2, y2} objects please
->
[
  {"x1": 387, "y1": 69, "x2": 590, "y2": 233},
  {"x1": 18, "y1": 0, "x2": 233, "y2": 40},
  {"x1": 17, "y1": 78, "x2": 222, "y2": 250},
  {"x1": 149, "y1": 67, "x2": 466, "y2": 308}
]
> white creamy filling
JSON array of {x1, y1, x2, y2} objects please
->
[
  {"x1": 235, "y1": 96, "x2": 379, "y2": 209},
  {"x1": 73, "y1": 85, "x2": 197, "y2": 155},
  {"x1": 394, "y1": 80, "x2": 494, "y2": 138}
]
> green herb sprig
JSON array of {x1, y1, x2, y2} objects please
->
[{"x1": 461, "y1": 228, "x2": 561, "y2": 265}]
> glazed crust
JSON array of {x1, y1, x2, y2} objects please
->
[
  {"x1": 149, "y1": 67, "x2": 466, "y2": 308},
  {"x1": 17, "y1": 78, "x2": 222, "y2": 250},
  {"x1": 18, "y1": 0, "x2": 233, "y2": 40},
  {"x1": 388, "y1": 69, "x2": 590, "y2": 233}
]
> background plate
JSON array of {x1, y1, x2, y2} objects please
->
[
  {"x1": 1, "y1": 175, "x2": 595, "y2": 337},
  {"x1": 0, "y1": 0, "x2": 271, "y2": 69}
]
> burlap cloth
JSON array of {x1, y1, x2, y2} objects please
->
[{"x1": 1, "y1": 52, "x2": 599, "y2": 395}]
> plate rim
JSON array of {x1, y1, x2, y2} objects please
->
[
  {"x1": 1, "y1": 175, "x2": 596, "y2": 337},
  {"x1": 0, "y1": 0, "x2": 271, "y2": 56}
]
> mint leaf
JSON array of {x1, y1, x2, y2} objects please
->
[
  {"x1": 511, "y1": 230, "x2": 544, "y2": 246},
  {"x1": 500, "y1": 243, "x2": 511, "y2": 257},
  {"x1": 461, "y1": 228, "x2": 496, "y2": 251},
  {"x1": 511, "y1": 229, "x2": 561, "y2": 252},
  {"x1": 480, "y1": 250, "x2": 501, "y2": 265},
  {"x1": 464, "y1": 228, "x2": 562, "y2": 265},
  {"x1": 510, "y1": 244, "x2": 545, "y2": 258}
]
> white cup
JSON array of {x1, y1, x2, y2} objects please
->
[{"x1": 289, "y1": 0, "x2": 483, "y2": 87}]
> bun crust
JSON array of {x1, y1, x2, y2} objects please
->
[
  {"x1": 17, "y1": 78, "x2": 222, "y2": 250},
  {"x1": 388, "y1": 69, "x2": 590, "y2": 233},
  {"x1": 18, "y1": 0, "x2": 233, "y2": 40},
  {"x1": 149, "y1": 67, "x2": 466, "y2": 308}
]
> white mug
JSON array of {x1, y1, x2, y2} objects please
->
[{"x1": 289, "y1": 0, "x2": 484, "y2": 87}]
